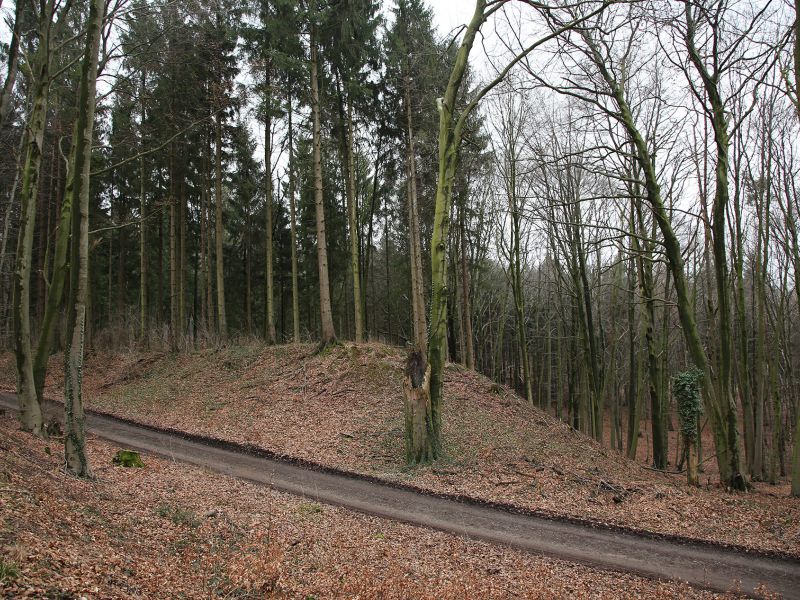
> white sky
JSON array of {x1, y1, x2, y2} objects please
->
[{"x1": 427, "y1": 0, "x2": 479, "y2": 38}]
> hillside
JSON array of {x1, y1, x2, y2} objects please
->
[{"x1": 1, "y1": 342, "x2": 798, "y2": 558}]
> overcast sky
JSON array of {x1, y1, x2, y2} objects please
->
[{"x1": 427, "y1": 0, "x2": 478, "y2": 39}]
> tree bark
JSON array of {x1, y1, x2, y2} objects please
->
[
  {"x1": 214, "y1": 111, "x2": 227, "y2": 340},
  {"x1": 287, "y1": 95, "x2": 300, "y2": 343},
  {"x1": 682, "y1": 4, "x2": 747, "y2": 490},
  {"x1": 404, "y1": 73, "x2": 427, "y2": 355},
  {"x1": 169, "y1": 149, "x2": 177, "y2": 350},
  {"x1": 346, "y1": 96, "x2": 364, "y2": 342},
  {"x1": 632, "y1": 194, "x2": 667, "y2": 469},
  {"x1": 264, "y1": 105, "x2": 276, "y2": 343},
  {"x1": 64, "y1": 0, "x2": 105, "y2": 477},
  {"x1": 310, "y1": 30, "x2": 336, "y2": 346},
  {"x1": 459, "y1": 201, "x2": 475, "y2": 370},
  {"x1": 426, "y1": 0, "x2": 487, "y2": 457},
  {"x1": 13, "y1": 3, "x2": 57, "y2": 437},
  {"x1": 139, "y1": 70, "x2": 148, "y2": 344}
]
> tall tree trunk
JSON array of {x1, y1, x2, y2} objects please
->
[
  {"x1": 214, "y1": 111, "x2": 227, "y2": 339},
  {"x1": 204, "y1": 133, "x2": 214, "y2": 334},
  {"x1": 346, "y1": 96, "x2": 364, "y2": 342},
  {"x1": 683, "y1": 6, "x2": 747, "y2": 489},
  {"x1": 572, "y1": 200, "x2": 602, "y2": 440},
  {"x1": 632, "y1": 195, "x2": 667, "y2": 469},
  {"x1": 32, "y1": 142, "x2": 72, "y2": 403},
  {"x1": 732, "y1": 170, "x2": 753, "y2": 472},
  {"x1": 459, "y1": 202, "x2": 475, "y2": 370},
  {"x1": 780, "y1": 116, "x2": 800, "y2": 494},
  {"x1": 139, "y1": 70, "x2": 148, "y2": 344},
  {"x1": 509, "y1": 179, "x2": 532, "y2": 404},
  {"x1": 179, "y1": 179, "x2": 186, "y2": 336},
  {"x1": 287, "y1": 95, "x2": 300, "y2": 343},
  {"x1": 264, "y1": 106, "x2": 276, "y2": 343},
  {"x1": 310, "y1": 31, "x2": 336, "y2": 346},
  {"x1": 405, "y1": 74, "x2": 427, "y2": 354},
  {"x1": 64, "y1": 0, "x2": 105, "y2": 477},
  {"x1": 426, "y1": 1, "x2": 486, "y2": 457},
  {"x1": 169, "y1": 150, "x2": 177, "y2": 350},
  {"x1": 14, "y1": 4, "x2": 56, "y2": 437}
]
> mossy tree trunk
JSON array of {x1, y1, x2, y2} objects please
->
[
  {"x1": 14, "y1": 1, "x2": 61, "y2": 437},
  {"x1": 577, "y1": 27, "x2": 746, "y2": 489},
  {"x1": 426, "y1": 0, "x2": 595, "y2": 456},
  {"x1": 64, "y1": 0, "x2": 105, "y2": 477},
  {"x1": 682, "y1": 5, "x2": 747, "y2": 489},
  {"x1": 631, "y1": 192, "x2": 667, "y2": 469}
]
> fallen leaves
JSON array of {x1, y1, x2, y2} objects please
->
[
  {"x1": 0, "y1": 416, "x2": 724, "y2": 598},
  {"x1": 1, "y1": 342, "x2": 798, "y2": 560}
]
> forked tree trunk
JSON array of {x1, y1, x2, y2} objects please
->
[
  {"x1": 64, "y1": 0, "x2": 105, "y2": 477},
  {"x1": 32, "y1": 129, "x2": 73, "y2": 402},
  {"x1": 682, "y1": 6, "x2": 747, "y2": 490}
]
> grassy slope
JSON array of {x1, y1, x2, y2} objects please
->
[{"x1": 1, "y1": 342, "x2": 798, "y2": 557}]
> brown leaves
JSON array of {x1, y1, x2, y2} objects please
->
[{"x1": 2, "y1": 343, "x2": 798, "y2": 561}]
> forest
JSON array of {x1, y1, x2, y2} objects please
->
[{"x1": 1, "y1": 0, "x2": 800, "y2": 595}]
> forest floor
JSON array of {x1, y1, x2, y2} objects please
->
[
  {"x1": 0, "y1": 412, "x2": 727, "y2": 599},
  {"x1": 1, "y1": 342, "x2": 798, "y2": 561}
]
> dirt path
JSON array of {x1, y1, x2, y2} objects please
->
[{"x1": 2, "y1": 393, "x2": 798, "y2": 598}]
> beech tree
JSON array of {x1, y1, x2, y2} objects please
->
[
  {"x1": 413, "y1": 0, "x2": 610, "y2": 460},
  {"x1": 13, "y1": 0, "x2": 74, "y2": 436},
  {"x1": 64, "y1": 0, "x2": 106, "y2": 477}
]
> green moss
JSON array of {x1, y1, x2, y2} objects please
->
[{"x1": 113, "y1": 449, "x2": 144, "y2": 468}]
